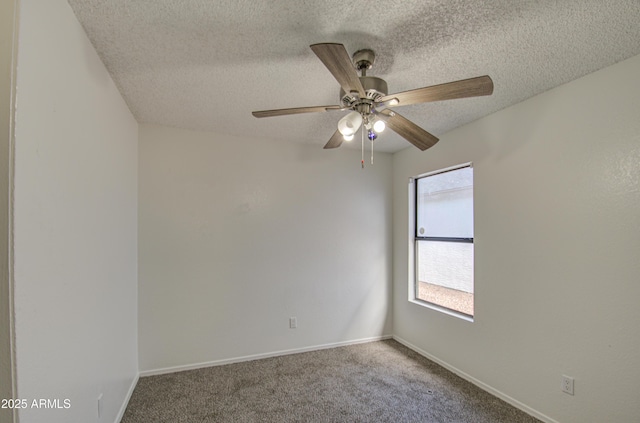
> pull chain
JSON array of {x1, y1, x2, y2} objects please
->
[
  {"x1": 361, "y1": 125, "x2": 365, "y2": 169},
  {"x1": 371, "y1": 137, "x2": 374, "y2": 165}
]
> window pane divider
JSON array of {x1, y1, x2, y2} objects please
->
[{"x1": 415, "y1": 236, "x2": 473, "y2": 243}]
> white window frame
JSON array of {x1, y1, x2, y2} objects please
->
[{"x1": 408, "y1": 162, "x2": 474, "y2": 322}]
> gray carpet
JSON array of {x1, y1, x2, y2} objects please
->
[{"x1": 122, "y1": 340, "x2": 541, "y2": 422}]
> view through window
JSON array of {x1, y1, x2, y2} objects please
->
[{"x1": 414, "y1": 165, "x2": 474, "y2": 317}]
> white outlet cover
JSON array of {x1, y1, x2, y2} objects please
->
[{"x1": 561, "y1": 375, "x2": 574, "y2": 395}]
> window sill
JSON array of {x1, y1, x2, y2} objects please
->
[{"x1": 409, "y1": 298, "x2": 474, "y2": 322}]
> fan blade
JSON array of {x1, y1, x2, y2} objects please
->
[
  {"x1": 380, "y1": 76, "x2": 493, "y2": 107},
  {"x1": 252, "y1": 105, "x2": 342, "y2": 118},
  {"x1": 379, "y1": 109, "x2": 439, "y2": 151},
  {"x1": 323, "y1": 130, "x2": 344, "y2": 149},
  {"x1": 310, "y1": 43, "x2": 366, "y2": 98}
]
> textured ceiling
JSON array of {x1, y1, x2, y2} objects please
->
[{"x1": 67, "y1": 0, "x2": 640, "y2": 153}]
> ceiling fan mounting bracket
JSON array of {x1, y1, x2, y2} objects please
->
[{"x1": 353, "y1": 49, "x2": 375, "y2": 73}]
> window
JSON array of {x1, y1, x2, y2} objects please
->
[{"x1": 411, "y1": 164, "x2": 474, "y2": 318}]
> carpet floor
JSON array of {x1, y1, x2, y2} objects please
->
[{"x1": 122, "y1": 339, "x2": 541, "y2": 422}]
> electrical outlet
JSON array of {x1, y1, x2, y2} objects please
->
[
  {"x1": 561, "y1": 375, "x2": 574, "y2": 395},
  {"x1": 289, "y1": 317, "x2": 297, "y2": 329}
]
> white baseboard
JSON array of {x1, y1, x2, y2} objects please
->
[
  {"x1": 392, "y1": 335, "x2": 558, "y2": 423},
  {"x1": 114, "y1": 373, "x2": 139, "y2": 423},
  {"x1": 139, "y1": 335, "x2": 393, "y2": 377}
]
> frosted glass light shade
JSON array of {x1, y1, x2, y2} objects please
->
[
  {"x1": 338, "y1": 111, "x2": 363, "y2": 136},
  {"x1": 343, "y1": 134, "x2": 354, "y2": 141},
  {"x1": 373, "y1": 119, "x2": 385, "y2": 132}
]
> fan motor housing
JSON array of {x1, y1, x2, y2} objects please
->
[{"x1": 340, "y1": 76, "x2": 388, "y2": 107}]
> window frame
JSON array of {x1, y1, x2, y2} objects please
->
[{"x1": 409, "y1": 163, "x2": 474, "y2": 322}]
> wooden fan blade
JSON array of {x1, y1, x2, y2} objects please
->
[
  {"x1": 379, "y1": 109, "x2": 439, "y2": 151},
  {"x1": 323, "y1": 129, "x2": 344, "y2": 149},
  {"x1": 252, "y1": 105, "x2": 342, "y2": 118},
  {"x1": 380, "y1": 76, "x2": 493, "y2": 107},
  {"x1": 310, "y1": 43, "x2": 366, "y2": 98}
]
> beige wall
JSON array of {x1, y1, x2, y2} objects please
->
[{"x1": 393, "y1": 54, "x2": 640, "y2": 423}]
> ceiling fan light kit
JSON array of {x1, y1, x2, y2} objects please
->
[
  {"x1": 373, "y1": 120, "x2": 386, "y2": 133},
  {"x1": 252, "y1": 43, "x2": 494, "y2": 166},
  {"x1": 338, "y1": 111, "x2": 363, "y2": 137}
]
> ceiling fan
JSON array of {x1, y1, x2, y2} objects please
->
[{"x1": 252, "y1": 43, "x2": 493, "y2": 152}]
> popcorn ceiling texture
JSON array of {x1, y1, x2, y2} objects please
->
[{"x1": 67, "y1": 0, "x2": 640, "y2": 153}]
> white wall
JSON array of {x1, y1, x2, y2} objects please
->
[
  {"x1": 12, "y1": 1, "x2": 138, "y2": 422},
  {"x1": 138, "y1": 124, "x2": 392, "y2": 372},
  {"x1": 0, "y1": 1, "x2": 18, "y2": 423},
  {"x1": 393, "y1": 54, "x2": 640, "y2": 423}
]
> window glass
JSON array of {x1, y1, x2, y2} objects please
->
[
  {"x1": 416, "y1": 167, "x2": 473, "y2": 239},
  {"x1": 416, "y1": 240, "x2": 474, "y2": 316},
  {"x1": 413, "y1": 165, "x2": 474, "y2": 318}
]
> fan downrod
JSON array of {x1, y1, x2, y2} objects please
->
[{"x1": 353, "y1": 49, "x2": 375, "y2": 76}]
